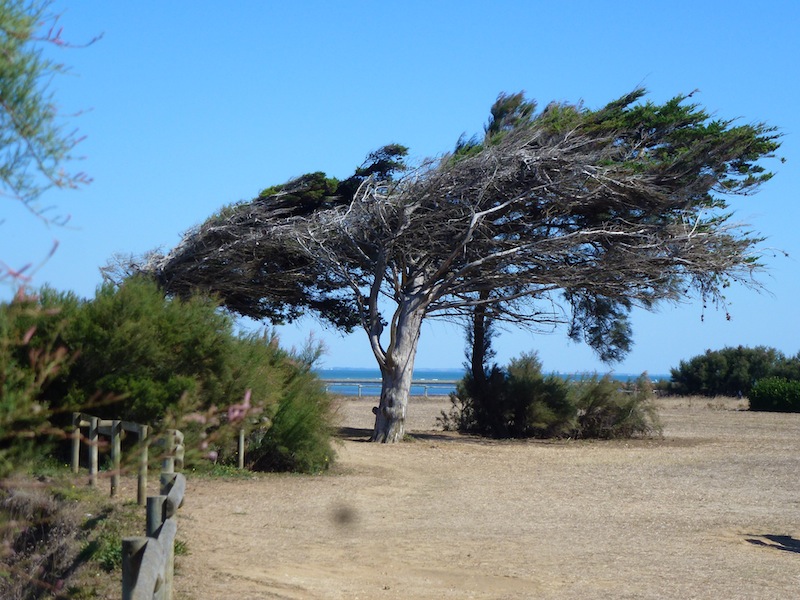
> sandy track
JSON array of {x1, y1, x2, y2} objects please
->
[{"x1": 174, "y1": 397, "x2": 800, "y2": 599}]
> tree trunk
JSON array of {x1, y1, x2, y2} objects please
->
[
  {"x1": 471, "y1": 291, "x2": 491, "y2": 391},
  {"x1": 371, "y1": 302, "x2": 425, "y2": 443}
]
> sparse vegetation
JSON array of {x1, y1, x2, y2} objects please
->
[{"x1": 0, "y1": 468, "x2": 142, "y2": 599}]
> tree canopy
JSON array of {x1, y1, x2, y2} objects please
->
[{"x1": 136, "y1": 89, "x2": 781, "y2": 441}]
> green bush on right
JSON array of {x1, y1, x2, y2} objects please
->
[{"x1": 748, "y1": 377, "x2": 800, "y2": 413}]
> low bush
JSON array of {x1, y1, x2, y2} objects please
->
[
  {"x1": 440, "y1": 353, "x2": 661, "y2": 440},
  {"x1": 0, "y1": 472, "x2": 141, "y2": 599},
  {"x1": 0, "y1": 486, "x2": 79, "y2": 598},
  {"x1": 504, "y1": 354, "x2": 574, "y2": 438},
  {"x1": 749, "y1": 377, "x2": 800, "y2": 412},
  {"x1": 245, "y1": 373, "x2": 334, "y2": 473},
  {"x1": 573, "y1": 374, "x2": 661, "y2": 439}
]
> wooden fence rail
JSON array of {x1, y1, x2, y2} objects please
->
[
  {"x1": 71, "y1": 413, "x2": 184, "y2": 505},
  {"x1": 122, "y1": 470, "x2": 186, "y2": 600},
  {"x1": 71, "y1": 413, "x2": 186, "y2": 598}
]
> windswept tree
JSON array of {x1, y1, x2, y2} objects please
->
[{"x1": 135, "y1": 90, "x2": 780, "y2": 442}]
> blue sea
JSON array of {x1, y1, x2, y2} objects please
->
[{"x1": 316, "y1": 367, "x2": 670, "y2": 396}]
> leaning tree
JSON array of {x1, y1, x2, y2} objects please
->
[{"x1": 135, "y1": 89, "x2": 780, "y2": 442}]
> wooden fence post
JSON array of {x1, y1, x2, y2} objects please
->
[
  {"x1": 238, "y1": 428, "x2": 245, "y2": 469},
  {"x1": 72, "y1": 413, "x2": 81, "y2": 474},
  {"x1": 71, "y1": 413, "x2": 81, "y2": 474},
  {"x1": 111, "y1": 420, "x2": 121, "y2": 497},
  {"x1": 138, "y1": 424, "x2": 149, "y2": 506},
  {"x1": 162, "y1": 429, "x2": 175, "y2": 474},
  {"x1": 121, "y1": 537, "x2": 148, "y2": 600},
  {"x1": 89, "y1": 416, "x2": 99, "y2": 487},
  {"x1": 146, "y1": 495, "x2": 166, "y2": 537},
  {"x1": 174, "y1": 430, "x2": 185, "y2": 471},
  {"x1": 160, "y1": 472, "x2": 176, "y2": 496}
]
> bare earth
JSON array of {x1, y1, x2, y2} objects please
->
[{"x1": 173, "y1": 396, "x2": 800, "y2": 599}]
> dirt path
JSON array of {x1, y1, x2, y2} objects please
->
[{"x1": 174, "y1": 397, "x2": 800, "y2": 599}]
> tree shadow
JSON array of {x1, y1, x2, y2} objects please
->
[
  {"x1": 409, "y1": 431, "x2": 467, "y2": 443},
  {"x1": 745, "y1": 534, "x2": 800, "y2": 554},
  {"x1": 336, "y1": 427, "x2": 373, "y2": 442}
]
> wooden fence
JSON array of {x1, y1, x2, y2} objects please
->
[
  {"x1": 122, "y1": 469, "x2": 186, "y2": 600},
  {"x1": 71, "y1": 413, "x2": 185, "y2": 505},
  {"x1": 71, "y1": 414, "x2": 186, "y2": 599}
]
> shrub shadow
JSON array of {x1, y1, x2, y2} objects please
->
[{"x1": 745, "y1": 534, "x2": 800, "y2": 554}]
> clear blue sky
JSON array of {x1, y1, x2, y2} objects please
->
[{"x1": 3, "y1": 0, "x2": 798, "y2": 374}]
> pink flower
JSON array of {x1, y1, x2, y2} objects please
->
[
  {"x1": 22, "y1": 326, "x2": 37, "y2": 344},
  {"x1": 227, "y1": 389, "x2": 252, "y2": 423}
]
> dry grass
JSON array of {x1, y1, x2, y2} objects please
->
[{"x1": 173, "y1": 395, "x2": 800, "y2": 599}]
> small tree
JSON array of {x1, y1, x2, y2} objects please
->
[{"x1": 138, "y1": 90, "x2": 781, "y2": 442}]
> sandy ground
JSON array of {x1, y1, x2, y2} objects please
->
[{"x1": 172, "y1": 396, "x2": 800, "y2": 599}]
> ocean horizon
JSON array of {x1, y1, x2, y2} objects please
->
[{"x1": 316, "y1": 367, "x2": 670, "y2": 396}]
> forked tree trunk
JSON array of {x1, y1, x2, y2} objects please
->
[{"x1": 371, "y1": 302, "x2": 425, "y2": 443}]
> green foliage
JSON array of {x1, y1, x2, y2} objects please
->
[
  {"x1": 38, "y1": 277, "x2": 238, "y2": 423},
  {"x1": 0, "y1": 0, "x2": 91, "y2": 207},
  {"x1": 565, "y1": 293, "x2": 633, "y2": 363},
  {"x1": 1, "y1": 278, "x2": 337, "y2": 474},
  {"x1": 748, "y1": 377, "x2": 800, "y2": 413},
  {"x1": 669, "y1": 345, "x2": 794, "y2": 397},
  {"x1": 770, "y1": 352, "x2": 800, "y2": 382},
  {"x1": 197, "y1": 333, "x2": 336, "y2": 474},
  {"x1": 445, "y1": 308, "x2": 656, "y2": 439},
  {"x1": 0, "y1": 289, "x2": 72, "y2": 477},
  {"x1": 246, "y1": 371, "x2": 335, "y2": 473},
  {"x1": 573, "y1": 373, "x2": 661, "y2": 439},
  {"x1": 440, "y1": 353, "x2": 660, "y2": 440},
  {"x1": 257, "y1": 171, "x2": 340, "y2": 209},
  {"x1": 504, "y1": 353, "x2": 574, "y2": 437}
]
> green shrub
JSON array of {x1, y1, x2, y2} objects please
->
[
  {"x1": 749, "y1": 377, "x2": 800, "y2": 412},
  {"x1": 573, "y1": 374, "x2": 662, "y2": 439},
  {"x1": 439, "y1": 365, "x2": 506, "y2": 436},
  {"x1": 668, "y1": 345, "x2": 793, "y2": 397},
  {"x1": 1, "y1": 278, "x2": 338, "y2": 474},
  {"x1": 0, "y1": 290, "x2": 73, "y2": 477},
  {"x1": 202, "y1": 334, "x2": 336, "y2": 474},
  {"x1": 440, "y1": 352, "x2": 660, "y2": 440},
  {"x1": 505, "y1": 354, "x2": 574, "y2": 437},
  {"x1": 56, "y1": 277, "x2": 238, "y2": 423},
  {"x1": 246, "y1": 372, "x2": 334, "y2": 473}
]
